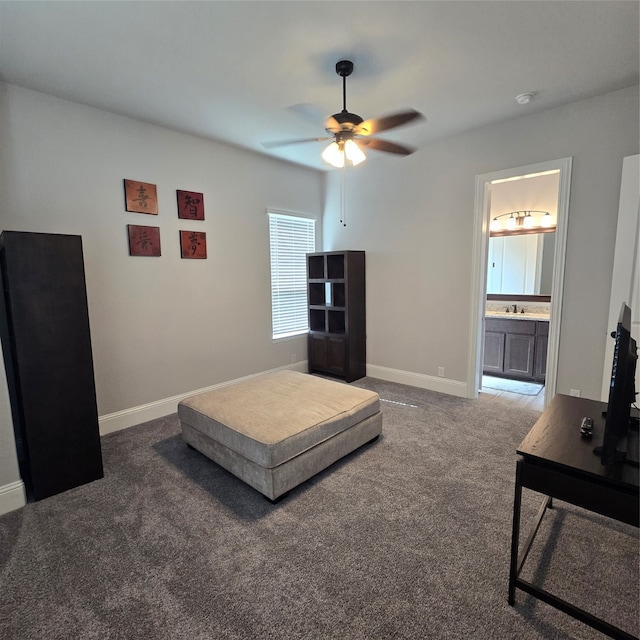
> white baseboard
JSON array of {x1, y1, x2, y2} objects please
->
[
  {"x1": 98, "y1": 361, "x2": 469, "y2": 436},
  {"x1": 98, "y1": 361, "x2": 308, "y2": 436},
  {"x1": 366, "y1": 364, "x2": 470, "y2": 398},
  {"x1": 0, "y1": 480, "x2": 26, "y2": 516}
]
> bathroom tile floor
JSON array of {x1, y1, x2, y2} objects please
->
[{"x1": 480, "y1": 376, "x2": 545, "y2": 412}]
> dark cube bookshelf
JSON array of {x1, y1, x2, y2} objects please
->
[{"x1": 306, "y1": 251, "x2": 365, "y2": 382}]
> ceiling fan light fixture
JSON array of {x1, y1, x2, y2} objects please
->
[
  {"x1": 322, "y1": 141, "x2": 345, "y2": 168},
  {"x1": 344, "y1": 139, "x2": 366, "y2": 166},
  {"x1": 264, "y1": 59, "x2": 424, "y2": 168}
]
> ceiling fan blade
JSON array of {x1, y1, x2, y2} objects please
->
[
  {"x1": 358, "y1": 138, "x2": 416, "y2": 156},
  {"x1": 324, "y1": 116, "x2": 342, "y2": 134},
  {"x1": 354, "y1": 109, "x2": 424, "y2": 136},
  {"x1": 262, "y1": 136, "x2": 332, "y2": 149}
]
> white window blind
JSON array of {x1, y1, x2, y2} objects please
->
[{"x1": 268, "y1": 212, "x2": 316, "y2": 339}]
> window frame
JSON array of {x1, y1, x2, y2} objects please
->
[{"x1": 267, "y1": 209, "x2": 317, "y2": 341}]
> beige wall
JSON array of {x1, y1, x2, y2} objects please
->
[
  {"x1": 0, "y1": 83, "x2": 324, "y2": 496},
  {"x1": 1, "y1": 81, "x2": 638, "y2": 509},
  {"x1": 323, "y1": 85, "x2": 639, "y2": 397}
]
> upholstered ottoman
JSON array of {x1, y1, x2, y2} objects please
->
[{"x1": 178, "y1": 370, "x2": 382, "y2": 501}]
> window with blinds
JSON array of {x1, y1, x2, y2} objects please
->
[{"x1": 268, "y1": 212, "x2": 316, "y2": 339}]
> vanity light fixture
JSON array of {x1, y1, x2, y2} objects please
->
[
  {"x1": 541, "y1": 211, "x2": 554, "y2": 227},
  {"x1": 523, "y1": 212, "x2": 535, "y2": 228},
  {"x1": 490, "y1": 210, "x2": 556, "y2": 236}
]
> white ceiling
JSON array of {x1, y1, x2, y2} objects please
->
[{"x1": 1, "y1": 1, "x2": 638, "y2": 171}]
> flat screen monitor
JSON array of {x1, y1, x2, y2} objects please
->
[{"x1": 594, "y1": 302, "x2": 638, "y2": 466}]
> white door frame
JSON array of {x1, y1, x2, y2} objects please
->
[
  {"x1": 601, "y1": 154, "x2": 640, "y2": 401},
  {"x1": 467, "y1": 157, "x2": 573, "y2": 405}
]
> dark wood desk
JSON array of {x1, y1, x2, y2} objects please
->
[{"x1": 508, "y1": 394, "x2": 639, "y2": 640}]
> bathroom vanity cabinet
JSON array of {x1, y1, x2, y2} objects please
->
[{"x1": 483, "y1": 317, "x2": 548, "y2": 382}]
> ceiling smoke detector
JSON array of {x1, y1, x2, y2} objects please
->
[{"x1": 515, "y1": 92, "x2": 535, "y2": 105}]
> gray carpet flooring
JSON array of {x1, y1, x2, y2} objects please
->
[{"x1": 0, "y1": 378, "x2": 637, "y2": 639}]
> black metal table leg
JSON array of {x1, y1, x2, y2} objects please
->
[{"x1": 508, "y1": 460, "x2": 523, "y2": 605}]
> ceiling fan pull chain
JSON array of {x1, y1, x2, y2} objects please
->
[{"x1": 340, "y1": 165, "x2": 347, "y2": 227}]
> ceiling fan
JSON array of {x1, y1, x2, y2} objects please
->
[{"x1": 263, "y1": 60, "x2": 425, "y2": 168}]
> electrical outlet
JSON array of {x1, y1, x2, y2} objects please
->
[
  {"x1": 569, "y1": 389, "x2": 581, "y2": 397},
  {"x1": 291, "y1": 354, "x2": 296, "y2": 363},
  {"x1": 438, "y1": 367, "x2": 445, "y2": 377}
]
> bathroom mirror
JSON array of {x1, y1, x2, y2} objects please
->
[{"x1": 487, "y1": 232, "x2": 555, "y2": 295}]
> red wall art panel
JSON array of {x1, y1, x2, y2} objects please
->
[
  {"x1": 127, "y1": 225, "x2": 161, "y2": 257},
  {"x1": 177, "y1": 190, "x2": 205, "y2": 220},
  {"x1": 180, "y1": 230, "x2": 207, "y2": 259},
  {"x1": 124, "y1": 179, "x2": 158, "y2": 214}
]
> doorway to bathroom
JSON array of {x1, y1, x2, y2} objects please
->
[{"x1": 467, "y1": 158, "x2": 572, "y2": 409}]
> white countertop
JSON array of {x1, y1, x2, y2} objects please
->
[{"x1": 485, "y1": 311, "x2": 550, "y2": 321}]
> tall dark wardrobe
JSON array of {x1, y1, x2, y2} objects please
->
[{"x1": 0, "y1": 231, "x2": 103, "y2": 501}]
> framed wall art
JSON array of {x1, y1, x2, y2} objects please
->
[
  {"x1": 127, "y1": 225, "x2": 161, "y2": 257},
  {"x1": 124, "y1": 179, "x2": 158, "y2": 214},
  {"x1": 177, "y1": 190, "x2": 205, "y2": 220},
  {"x1": 180, "y1": 230, "x2": 207, "y2": 259}
]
